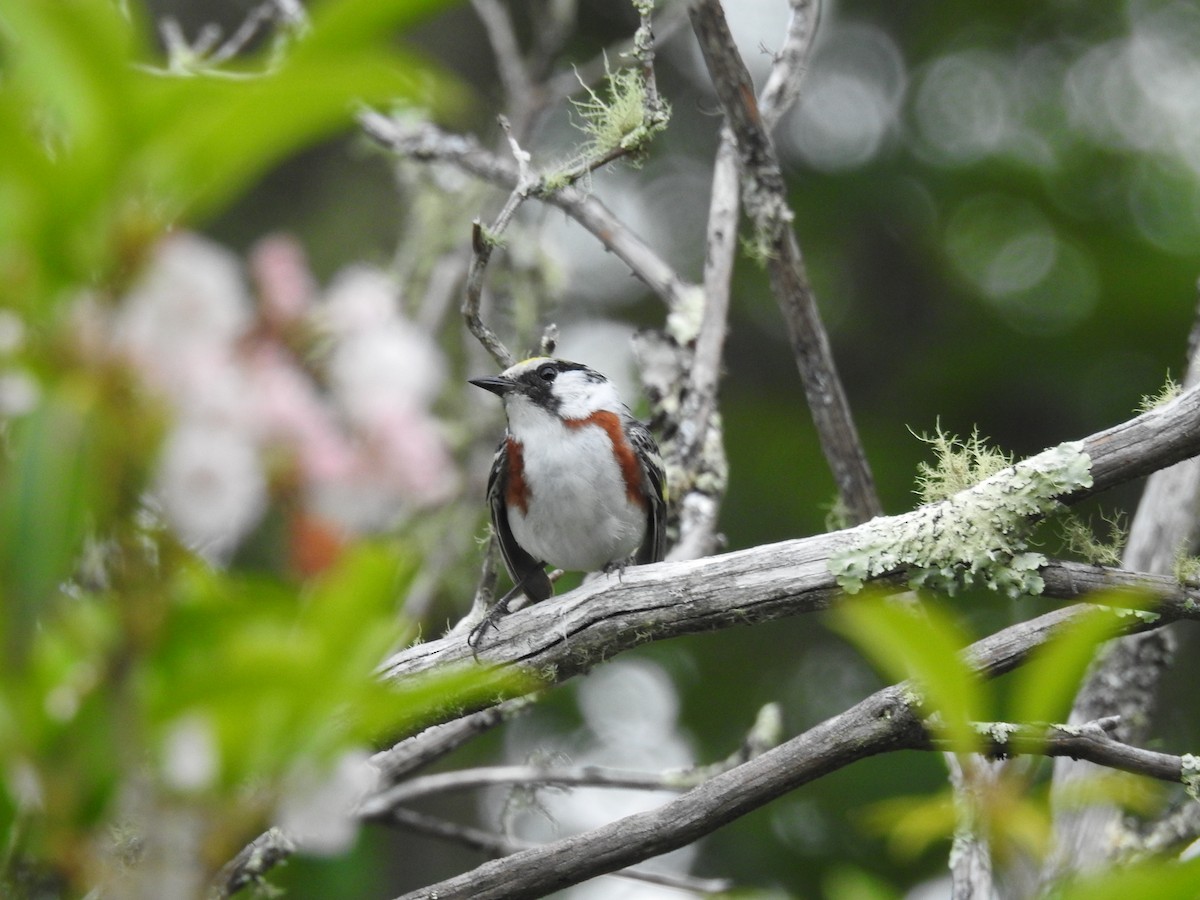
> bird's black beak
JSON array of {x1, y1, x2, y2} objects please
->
[{"x1": 469, "y1": 375, "x2": 518, "y2": 396}]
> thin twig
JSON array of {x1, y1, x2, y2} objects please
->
[
  {"x1": 687, "y1": 0, "x2": 881, "y2": 525},
  {"x1": 387, "y1": 807, "x2": 733, "y2": 894},
  {"x1": 758, "y1": 0, "x2": 822, "y2": 131},
  {"x1": 208, "y1": 1, "x2": 278, "y2": 64},
  {"x1": 359, "y1": 114, "x2": 695, "y2": 313},
  {"x1": 923, "y1": 718, "x2": 1189, "y2": 785},
  {"x1": 544, "y1": 5, "x2": 689, "y2": 107},
  {"x1": 459, "y1": 116, "x2": 540, "y2": 368},
  {"x1": 369, "y1": 697, "x2": 533, "y2": 785},
  {"x1": 462, "y1": 216, "x2": 518, "y2": 369},
  {"x1": 661, "y1": 126, "x2": 739, "y2": 562},
  {"x1": 208, "y1": 827, "x2": 296, "y2": 900},
  {"x1": 361, "y1": 764, "x2": 681, "y2": 816},
  {"x1": 631, "y1": 0, "x2": 664, "y2": 121},
  {"x1": 456, "y1": 1, "x2": 671, "y2": 365},
  {"x1": 364, "y1": 703, "x2": 780, "y2": 814}
]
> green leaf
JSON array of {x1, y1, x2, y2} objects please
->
[
  {"x1": 831, "y1": 593, "x2": 986, "y2": 751},
  {"x1": 862, "y1": 790, "x2": 959, "y2": 859},
  {"x1": 0, "y1": 0, "x2": 134, "y2": 147},
  {"x1": 1007, "y1": 598, "x2": 1129, "y2": 730},
  {"x1": 141, "y1": 547, "x2": 537, "y2": 788},
  {"x1": 0, "y1": 0, "x2": 467, "y2": 311},
  {"x1": 0, "y1": 392, "x2": 99, "y2": 667},
  {"x1": 1047, "y1": 855, "x2": 1200, "y2": 900},
  {"x1": 142, "y1": 50, "x2": 453, "y2": 219}
]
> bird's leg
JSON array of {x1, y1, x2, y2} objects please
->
[
  {"x1": 602, "y1": 558, "x2": 630, "y2": 580},
  {"x1": 467, "y1": 565, "x2": 549, "y2": 651}
]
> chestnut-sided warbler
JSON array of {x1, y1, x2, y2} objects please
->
[{"x1": 468, "y1": 356, "x2": 667, "y2": 646}]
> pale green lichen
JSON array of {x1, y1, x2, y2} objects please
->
[
  {"x1": 824, "y1": 495, "x2": 853, "y2": 533},
  {"x1": 1138, "y1": 372, "x2": 1182, "y2": 413},
  {"x1": 830, "y1": 441, "x2": 1094, "y2": 598},
  {"x1": 571, "y1": 62, "x2": 669, "y2": 161},
  {"x1": 914, "y1": 425, "x2": 1012, "y2": 504},
  {"x1": 1114, "y1": 607, "x2": 1162, "y2": 624},
  {"x1": 1059, "y1": 510, "x2": 1127, "y2": 567},
  {"x1": 1173, "y1": 550, "x2": 1200, "y2": 587},
  {"x1": 538, "y1": 169, "x2": 573, "y2": 193},
  {"x1": 740, "y1": 230, "x2": 777, "y2": 268},
  {"x1": 1181, "y1": 753, "x2": 1200, "y2": 801},
  {"x1": 665, "y1": 284, "x2": 708, "y2": 345},
  {"x1": 476, "y1": 224, "x2": 506, "y2": 250},
  {"x1": 975, "y1": 721, "x2": 1020, "y2": 743}
]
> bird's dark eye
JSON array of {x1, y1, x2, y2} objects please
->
[{"x1": 537, "y1": 363, "x2": 558, "y2": 382}]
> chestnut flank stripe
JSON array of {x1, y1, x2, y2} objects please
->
[{"x1": 564, "y1": 410, "x2": 645, "y2": 507}]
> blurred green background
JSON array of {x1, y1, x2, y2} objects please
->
[{"x1": 5, "y1": 0, "x2": 1200, "y2": 896}]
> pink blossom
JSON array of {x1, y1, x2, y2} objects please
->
[
  {"x1": 110, "y1": 232, "x2": 459, "y2": 559},
  {"x1": 250, "y1": 234, "x2": 316, "y2": 328}
]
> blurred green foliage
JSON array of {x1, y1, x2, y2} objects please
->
[
  {"x1": 832, "y1": 593, "x2": 987, "y2": 752},
  {"x1": 833, "y1": 591, "x2": 1171, "y2": 875},
  {"x1": 1049, "y1": 855, "x2": 1200, "y2": 900},
  {"x1": 0, "y1": 0, "x2": 462, "y2": 314},
  {"x1": 0, "y1": 1, "x2": 541, "y2": 895}
]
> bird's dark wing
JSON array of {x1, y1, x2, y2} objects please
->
[
  {"x1": 628, "y1": 420, "x2": 668, "y2": 565},
  {"x1": 486, "y1": 440, "x2": 552, "y2": 602}
]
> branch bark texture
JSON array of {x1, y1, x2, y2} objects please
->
[{"x1": 687, "y1": 0, "x2": 882, "y2": 524}]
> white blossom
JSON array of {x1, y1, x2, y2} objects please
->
[
  {"x1": 161, "y1": 714, "x2": 219, "y2": 792},
  {"x1": 156, "y1": 421, "x2": 267, "y2": 561},
  {"x1": 275, "y1": 749, "x2": 379, "y2": 856}
]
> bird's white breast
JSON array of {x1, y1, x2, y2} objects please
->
[{"x1": 504, "y1": 400, "x2": 645, "y2": 572}]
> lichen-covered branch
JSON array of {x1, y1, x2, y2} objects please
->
[
  {"x1": 209, "y1": 828, "x2": 296, "y2": 900},
  {"x1": 639, "y1": 126, "x2": 739, "y2": 562},
  {"x1": 830, "y1": 441, "x2": 1093, "y2": 597}
]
